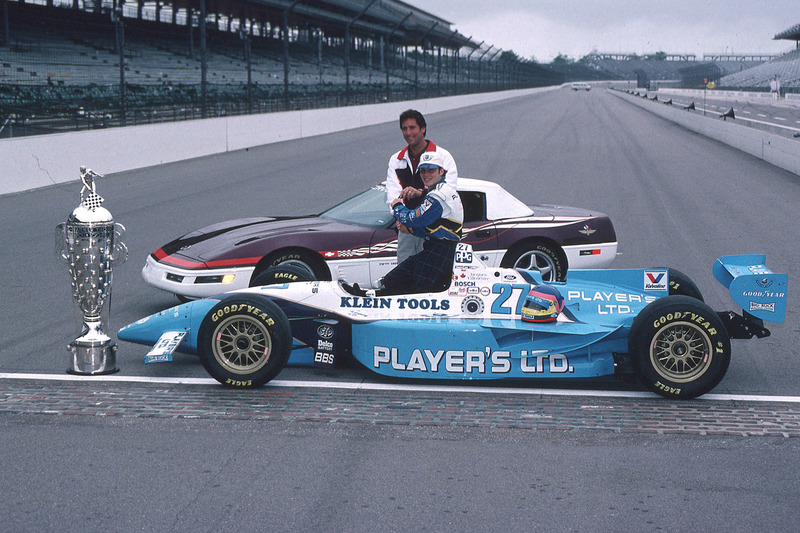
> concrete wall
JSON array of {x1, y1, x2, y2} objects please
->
[
  {"x1": 610, "y1": 89, "x2": 800, "y2": 176},
  {"x1": 0, "y1": 87, "x2": 555, "y2": 196}
]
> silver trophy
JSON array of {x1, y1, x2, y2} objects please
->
[{"x1": 56, "y1": 166, "x2": 127, "y2": 375}]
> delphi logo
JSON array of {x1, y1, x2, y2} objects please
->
[{"x1": 644, "y1": 270, "x2": 668, "y2": 291}]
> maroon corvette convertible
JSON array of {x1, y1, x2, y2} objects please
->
[{"x1": 142, "y1": 178, "x2": 618, "y2": 299}]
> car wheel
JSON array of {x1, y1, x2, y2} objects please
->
[
  {"x1": 198, "y1": 295, "x2": 291, "y2": 387},
  {"x1": 251, "y1": 263, "x2": 316, "y2": 286},
  {"x1": 501, "y1": 242, "x2": 567, "y2": 282},
  {"x1": 629, "y1": 295, "x2": 730, "y2": 400},
  {"x1": 668, "y1": 268, "x2": 704, "y2": 301},
  {"x1": 258, "y1": 250, "x2": 330, "y2": 282}
]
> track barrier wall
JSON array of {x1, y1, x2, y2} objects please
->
[
  {"x1": 0, "y1": 87, "x2": 554, "y2": 196},
  {"x1": 610, "y1": 89, "x2": 800, "y2": 177}
]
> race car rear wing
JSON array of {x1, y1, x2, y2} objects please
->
[{"x1": 713, "y1": 255, "x2": 787, "y2": 338}]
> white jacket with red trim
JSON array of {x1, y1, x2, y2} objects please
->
[{"x1": 385, "y1": 141, "x2": 458, "y2": 209}]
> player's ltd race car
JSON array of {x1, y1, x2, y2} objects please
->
[
  {"x1": 119, "y1": 243, "x2": 787, "y2": 399},
  {"x1": 141, "y1": 178, "x2": 617, "y2": 299}
]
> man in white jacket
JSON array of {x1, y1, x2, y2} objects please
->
[{"x1": 386, "y1": 109, "x2": 457, "y2": 263}]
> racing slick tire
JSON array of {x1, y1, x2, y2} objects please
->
[
  {"x1": 198, "y1": 295, "x2": 292, "y2": 387},
  {"x1": 668, "y1": 268, "x2": 704, "y2": 301},
  {"x1": 629, "y1": 295, "x2": 730, "y2": 400},
  {"x1": 501, "y1": 241, "x2": 567, "y2": 282},
  {"x1": 251, "y1": 263, "x2": 316, "y2": 287}
]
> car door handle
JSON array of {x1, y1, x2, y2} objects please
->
[{"x1": 475, "y1": 230, "x2": 492, "y2": 238}]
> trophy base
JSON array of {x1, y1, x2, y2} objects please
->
[{"x1": 67, "y1": 340, "x2": 120, "y2": 375}]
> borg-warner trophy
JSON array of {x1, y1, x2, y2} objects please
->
[{"x1": 55, "y1": 166, "x2": 127, "y2": 375}]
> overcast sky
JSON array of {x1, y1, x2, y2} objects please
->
[{"x1": 406, "y1": 1, "x2": 798, "y2": 62}]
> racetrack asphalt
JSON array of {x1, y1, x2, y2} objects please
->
[{"x1": 1, "y1": 87, "x2": 799, "y2": 531}]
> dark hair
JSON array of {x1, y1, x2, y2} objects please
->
[{"x1": 399, "y1": 109, "x2": 426, "y2": 130}]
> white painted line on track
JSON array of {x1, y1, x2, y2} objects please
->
[{"x1": 2, "y1": 372, "x2": 800, "y2": 403}]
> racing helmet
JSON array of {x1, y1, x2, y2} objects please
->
[{"x1": 521, "y1": 284, "x2": 565, "y2": 323}]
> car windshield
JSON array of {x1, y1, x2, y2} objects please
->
[{"x1": 320, "y1": 185, "x2": 393, "y2": 229}]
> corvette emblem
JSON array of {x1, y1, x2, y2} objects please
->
[{"x1": 579, "y1": 224, "x2": 596, "y2": 236}]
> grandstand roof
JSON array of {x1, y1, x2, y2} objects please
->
[
  {"x1": 774, "y1": 23, "x2": 800, "y2": 41},
  {"x1": 158, "y1": 0, "x2": 477, "y2": 50}
]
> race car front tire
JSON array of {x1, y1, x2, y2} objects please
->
[
  {"x1": 629, "y1": 295, "x2": 730, "y2": 400},
  {"x1": 198, "y1": 295, "x2": 292, "y2": 387}
]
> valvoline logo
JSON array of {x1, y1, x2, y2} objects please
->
[{"x1": 644, "y1": 270, "x2": 668, "y2": 291}]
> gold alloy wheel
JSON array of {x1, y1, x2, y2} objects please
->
[
  {"x1": 650, "y1": 321, "x2": 713, "y2": 383},
  {"x1": 211, "y1": 315, "x2": 273, "y2": 374}
]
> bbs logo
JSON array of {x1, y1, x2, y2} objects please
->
[{"x1": 317, "y1": 324, "x2": 334, "y2": 339}]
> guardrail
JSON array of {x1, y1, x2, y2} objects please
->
[{"x1": 609, "y1": 88, "x2": 800, "y2": 176}]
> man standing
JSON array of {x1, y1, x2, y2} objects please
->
[{"x1": 387, "y1": 109, "x2": 457, "y2": 263}]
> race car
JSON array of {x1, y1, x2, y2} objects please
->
[
  {"x1": 119, "y1": 244, "x2": 787, "y2": 400},
  {"x1": 142, "y1": 178, "x2": 617, "y2": 299}
]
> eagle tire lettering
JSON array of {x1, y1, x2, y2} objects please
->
[
  {"x1": 199, "y1": 295, "x2": 291, "y2": 388},
  {"x1": 629, "y1": 295, "x2": 730, "y2": 400}
]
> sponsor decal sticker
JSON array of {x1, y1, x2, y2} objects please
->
[
  {"x1": 373, "y1": 346, "x2": 574, "y2": 375},
  {"x1": 317, "y1": 324, "x2": 334, "y2": 339},
  {"x1": 644, "y1": 270, "x2": 668, "y2": 291}
]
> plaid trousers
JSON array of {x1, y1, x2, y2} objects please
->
[{"x1": 381, "y1": 238, "x2": 457, "y2": 295}]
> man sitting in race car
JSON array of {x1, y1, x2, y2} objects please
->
[{"x1": 344, "y1": 151, "x2": 463, "y2": 296}]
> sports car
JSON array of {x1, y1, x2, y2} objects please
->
[
  {"x1": 142, "y1": 178, "x2": 617, "y2": 299},
  {"x1": 120, "y1": 244, "x2": 787, "y2": 400}
]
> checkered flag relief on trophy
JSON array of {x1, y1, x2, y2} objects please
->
[
  {"x1": 79, "y1": 167, "x2": 105, "y2": 211},
  {"x1": 82, "y1": 191, "x2": 105, "y2": 211}
]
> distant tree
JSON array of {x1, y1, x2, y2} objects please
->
[
  {"x1": 649, "y1": 51, "x2": 667, "y2": 60},
  {"x1": 551, "y1": 53, "x2": 574, "y2": 65}
]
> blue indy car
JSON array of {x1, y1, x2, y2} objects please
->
[{"x1": 119, "y1": 244, "x2": 787, "y2": 399}]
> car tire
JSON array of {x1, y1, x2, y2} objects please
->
[
  {"x1": 501, "y1": 241, "x2": 567, "y2": 282},
  {"x1": 257, "y1": 250, "x2": 330, "y2": 282},
  {"x1": 251, "y1": 263, "x2": 317, "y2": 287},
  {"x1": 629, "y1": 295, "x2": 730, "y2": 400},
  {"x1": 668, "y1": 268, "x2": 704, "y2": 301},
  {"x1": 198, "y1": 295, "x2": 291, "y2": 387}
]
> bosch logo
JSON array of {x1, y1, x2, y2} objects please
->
[{"x1": 317, "y1": 325, "x2": 334, "y2": 339}]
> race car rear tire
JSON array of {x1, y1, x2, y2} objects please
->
[
  {"x1": 198, "y1": 295, "x2": 292, "y2": 387},
  {"x1": 629, "y1": 295, "x2": 730, "y2": 400},
  {"x1": 501, "y1": 241, "x2": 567, "y2": 282},
  {"x1": 251, "y1": 263, "x2": 316, "y2": 287},
  {"x1": 668, "y1": 268, "x2": 704, "y2": 301}
]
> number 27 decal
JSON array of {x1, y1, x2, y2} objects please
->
[{"x1": 491, "y1": 283, "x2": 532, "y2": 315}]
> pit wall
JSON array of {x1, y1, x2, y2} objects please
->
[
  {"x1": 609, "y1": 89, "x2": 800, "y2": 176},
  {"x1": 0, "y1": 87, "x2": 555, "y2": 196}
]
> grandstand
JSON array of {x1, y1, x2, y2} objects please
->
[
  {"x1": 717, "y1": 24, "x2": 800, "y2": 91},
  {"x1": 0, "y1": 0, "x2": 561, "y2": 138}
]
